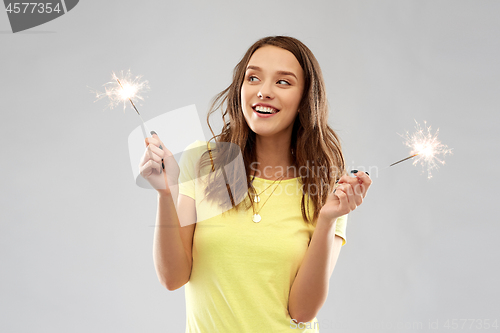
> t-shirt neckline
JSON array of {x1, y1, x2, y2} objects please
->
[{"x1": 252, "y1": 176, "x2": 300, "y2": 184}]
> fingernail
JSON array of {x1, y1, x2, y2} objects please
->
[
  {"x1": 335, "y1": 179, "x2": 339, "y2": 184},
  {"x1": 366, "y1": 172, "x2": 370, "y2": 176},
  {"x1": 350, "y1": 170, "x2": 358, "y2": 174},
  {"x1": 150, "y1": 131, "x2": 157, "y2": 136},
  {"x1": 159, "y1": 145, "x2": 163, "y2": 150}
]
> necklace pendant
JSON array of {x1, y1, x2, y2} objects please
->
[
  {"x1": 252, "y1": 214, "x2": 261, "y2": 223},
  {"x1": 253, "y1": 195, "x2": 261, "y2": 203}
]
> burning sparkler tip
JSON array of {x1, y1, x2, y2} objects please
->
[
  {"x1": 93, "y1": 70, "x2": 150, "y2": 112},
  {"x1": 391, "y1": 120, "x2": 452, "y2": 178}
]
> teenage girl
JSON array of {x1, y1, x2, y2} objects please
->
[{"x1": 140, "y1": 36, "x2": 372, "y2": 332}]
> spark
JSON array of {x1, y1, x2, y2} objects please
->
[
  {"x1": 93, "y1": 70, "x2": 149, "y2": 111},
  {"x1": 391, "y1": 120, "x2": 453, "y2": 178}
]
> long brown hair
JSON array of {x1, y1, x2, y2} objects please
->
[{"x1": 199, "y1": 36, "x2": 345, "y2": 225}]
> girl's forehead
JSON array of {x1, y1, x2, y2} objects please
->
[{"x1": 247, "y1": 46, "x2": 302, "y2": 74}]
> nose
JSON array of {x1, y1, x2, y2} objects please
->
[{"x1": 257, "y1": 81, "x2": 274, "y2": 99}]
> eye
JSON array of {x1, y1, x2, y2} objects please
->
[
  {"x1": 248, "y1": 75, "x2": 259, "y2": 82},
  {"x1": 277, "y1": 79, "x2": 290, "y2": 85}
]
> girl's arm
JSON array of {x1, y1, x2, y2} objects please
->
[
  {"x1": 142, "y1": 133, "x2": 196, "y2": 291},
  {"x1": 289, "y1": 171, "x2": 371, "y2": 323},
  {"x1": 153, "y1": 192, "x2": 196, "y2": 291},
  {"x1": 288, "y1": 218, "x2": 343, "y2": 324}
]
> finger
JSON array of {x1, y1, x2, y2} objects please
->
[
  {"x1": 344, "y1": 180, "x2": 364, "y2": 205},
  {"x1": 343, "y1": 183, "x2": 357, "y2": 211},
  {"x1": 353, "y1": 187, "x2": 364, "y2": 205},
  {"x1": 336, "y1": 183, "x2": 351, "y2": 200},
  {"x1": 353, "y1": 170, "x2": 372, "y2": 185},
  {"x1": 145, "y1": 145, "x2": 163, "y2": 165},
  {"x1": 151, "y1": 132, "x2": 170, "y2": 169},
  {"x1": 347, "y1": 171, "x2": 366, "y2": 196},
  {"x1": 339, "y1": 172, "x2": 352, "y2": 181},
  {"x1": 349, "y1": 177, "x2": 365, "y2": 199},
  {"x1": 149, "y1": 159, "x2": 163, "y2": 175},
  {"x1": 354, "y1": 182, "x2": 367, "y2": 199},
  {"x1": 139, "y1": 148, "x2": 153, "y2": 168},
  {"x1": 144, "y1": 136, "x2": 160, "y2": 148},
  {"x1": 139, "y1": 147, "x2": 162, "y2": 170},
  {"x1": 145, "y1": 136, "x2": 160, "y2": 148},
  {"x1": 353, "y1": 171, "x2": 372, "y2": 197},
  {"x1": 150, "y1": 131, "x2": 165, "y2": 151},
  {"x1": 334, "y1": 186, "x2": 350, "y2": 215},
  {"x1": 150, "y1": 132, "x2": 166, "y2": 151},
  {"x1": 140, "y1": 159, "x2": 162, "y2": 176},
  {"x1": 144, "y1": 136, "x2": 161, "y2": 166},
  {"x1": 338, "y1": 174, "x2": 360, "y2": 188},
  {"x1": 147, "y1": 143, "x2": 165, "y2": 160},
  {"x1": 336, "y1": 174, "x2": 351, "y2": 185},
  {"x1": 333, "y1": 180, "x2": 351, "y2": 195}
]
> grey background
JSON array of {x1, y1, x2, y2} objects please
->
[{"x1": 1, "y1": 0, "x2": 499, "y2": 332}]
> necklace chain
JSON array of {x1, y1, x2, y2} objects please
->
[
  {"x1": 251, "y1": 175, "x2": 285, "y2": 223},
  {"x1": 252, "y1": 175, "x2": 284, "y2": 202},
  {"x1": 250, "y1": 166, "x2": 295, "y2": 223}
]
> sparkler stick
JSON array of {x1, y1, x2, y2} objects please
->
[{"x1": 389, "y1": 153, "x2": 419, "y2": 167}]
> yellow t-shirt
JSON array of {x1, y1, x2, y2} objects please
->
[{"x1": 178, "y1": 141, "x2": 347, "y2": 333}]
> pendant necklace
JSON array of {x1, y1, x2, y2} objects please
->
[{"x1": 251, "y1": 175, "x2": 285, "y2": 223}]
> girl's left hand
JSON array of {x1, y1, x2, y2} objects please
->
[{"x1": 318, "y1": 171, "x2": 372, "y2": 223}]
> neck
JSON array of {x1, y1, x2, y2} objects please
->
[{"x1": 253, "y1": 134, "x2": 295, "y2": 180}]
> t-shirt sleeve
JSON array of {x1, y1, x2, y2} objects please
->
[
  {"x1": 334, "y1": 214, "x2": 348, "y2": 246},
  {"x1": 178, "y1": 141, "x2": 203, "y2": 200}
]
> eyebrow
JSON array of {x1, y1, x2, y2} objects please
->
[{"x1": 246, "y1": 65, "x2": 297, "y2": 80}]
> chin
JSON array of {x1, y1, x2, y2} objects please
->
[{"x1": 250, "y1": 126, "x2": 282, "y2": 138}]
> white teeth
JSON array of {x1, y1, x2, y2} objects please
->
[{"x1": 254, "y1": 106, "x2": 278, "y2": 114}]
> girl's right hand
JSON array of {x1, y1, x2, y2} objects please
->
[{"x1": 139, "y1": 132, "x2": 180, "y2": 195}]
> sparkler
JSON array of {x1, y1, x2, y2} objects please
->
[
  {"x1": 93, "y1": 70, "x2": 164, "y2": 169},
  {"x1": 94, "y1": 70, "x2": 152, "y2": 138},
  {"x1": 95, "y1": 70, "x2": 150, "y2": 112},
  {"x1": 388, "y1": 120, "x2": 453, "y2": 178}
]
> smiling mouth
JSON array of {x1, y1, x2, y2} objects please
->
[{"x1": 252, "y1": 105, "x2": 280, "y2": 114}]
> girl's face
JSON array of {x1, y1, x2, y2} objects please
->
[{"x1": 241, "y1": 45, "x2": 304, "y2": 140}]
